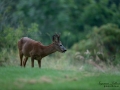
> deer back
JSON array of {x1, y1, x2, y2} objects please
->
[{"x1": 19, "y1": 37, "x2": 43, "y2": 57}]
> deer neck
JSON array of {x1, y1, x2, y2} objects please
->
[{"x1": 42, "y1": 43, "x2": 56, "y2": 57}]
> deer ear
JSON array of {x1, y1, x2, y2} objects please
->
[{"x1": 52, "y1": 35, "x2": 55, "y2": 41}]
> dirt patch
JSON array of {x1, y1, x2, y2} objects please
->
[
  {"x1": 15, "y1": 76, "x2": 52, "y2": 85},
  {"x1": 64, "y1": 75, "x2": 78, "y2": 81},
  {"x1": 39, "y1": 76, "x2": 52, "y2": 83}
]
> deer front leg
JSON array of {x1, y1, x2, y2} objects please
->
[
  {"x1": 23, "y1": 57, "x2": 28, "y2": 67},
  {"x1": 38, "y1": 59, "x2": 42, "y2": 68},
  {"x1": 19, "y1": 53, "x2": 23, "y2": 66},
  {"x1": 31, "y1": 56, "x2": 34, "y2": 68}
]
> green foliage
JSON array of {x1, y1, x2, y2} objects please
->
[
  {"x1": 81, "y1": 0, "x2": 113, "y2": 26},
  {"x1": 0, "y1": 0, "x2": 120, "y2": 47},
  {"x1": 0, "y1": 23, "x2": 41, "y2": 64},
  {"x1": 0, "y1": 0, "x2": 120, "y2": 65},
  {"x1": 0, "y1": 49, "x2": 9, "y2": 66},
  {"x1": 0, "y1": 26, "x2": 22, "y2": 49},
  {"x1": 72, "y1": 23, "x2": 120, "y2": 64},
  {"x1": 25, "y1": 23, "x2": 41, "y2": 41},
  {"x1": 0, "y1": 23, "x2": 41, "y2": 49}
]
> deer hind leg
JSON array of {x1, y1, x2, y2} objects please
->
[
  {"x1": 19, "y1": 52, "x2": 23, "y2": 66},
  {"x1": 23, "y1": 57, "x2": 28, "y2": 67}
]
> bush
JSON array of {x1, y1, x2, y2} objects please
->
[
  {"x1": 72, "y1": 23, "x2": 120, "y2": 65},
  {"x1": 0, "y1": 23, "x2": 41, "y2": 65}
]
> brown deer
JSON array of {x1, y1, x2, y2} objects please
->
[{"x1": 18, "y1": 34, "x2": 67, "y2": 68}]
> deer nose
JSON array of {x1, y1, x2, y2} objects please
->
[
  {"x1": 64, "y1": 49, "x2": 67, "y2": 52},
  {"x1": 63, "y1": 48, "x2": 67, "y2": 52}
]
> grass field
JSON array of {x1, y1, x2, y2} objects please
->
[
  {"x1": 0, "y1": 66, "x2": 120, "y2": 90},
  {"x1": 0, "y1": 50, "x2": 120, "y2": 90}
]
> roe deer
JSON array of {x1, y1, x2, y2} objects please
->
[{"x1": 18, "y1": 34, "x2": 67, "y2": 68}]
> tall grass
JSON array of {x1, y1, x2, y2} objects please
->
[{"x1": 0, "y1": 48, "x2": 120, "y2": 73}]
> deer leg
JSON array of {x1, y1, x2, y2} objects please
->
[
  {"x1": 31, "y1": 57, "x2": 34, "y2": 68},
  {"x1": 23, "y1": 57, "x2": 28, "y2": 67},
  {"x1": 19, "y1": 53, "x2": 23, "y2": 66},
  {"x1": 38, "y1": 59, "x2": 42, "y2": 68}
]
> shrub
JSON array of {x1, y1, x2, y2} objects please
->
[
  {"x1": 72, "y1": 23, "x2": 120, "y2": 65},
  {"x1": 0, "y1": 23, "x2": 41, "y2": 65}
]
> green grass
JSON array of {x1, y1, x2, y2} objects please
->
[
  {"x1": 0, "y1": 50, "x2": 120, "y2": 90},
  {"x1": 0, "y1": 66, "x2": 120, "y2": 90}
]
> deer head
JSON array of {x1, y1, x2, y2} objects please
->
[{"x1": 52, "y1": 34, "x2": 67, "y2": 53}]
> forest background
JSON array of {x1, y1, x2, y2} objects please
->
[{"x1": 0, "y1": 0, "x2": 120, "y2": 68}]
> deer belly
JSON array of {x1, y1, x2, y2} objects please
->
[{"x1": 34, "y1": 55, "x2": 41, "y2": 60}]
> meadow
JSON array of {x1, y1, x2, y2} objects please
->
[
  {"x1": 0, "y1": 50, "x2": 120, "y2": 90},
  {"x1": 0, "y1": 67, "x2": 120, "y2": 90}
]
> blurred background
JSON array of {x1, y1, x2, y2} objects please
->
[{"x1": 0, "y1": 0, "x2": 120, "y2": 70}]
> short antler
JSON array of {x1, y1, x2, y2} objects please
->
[
  {"x1": 57, "y1": 33, "x2": 60, "y2": 41},
  {"x1": 52, "y1": 33, "x2": 60, "y2": 42}
]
